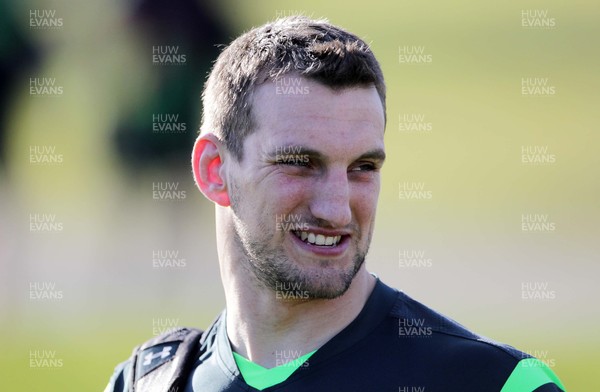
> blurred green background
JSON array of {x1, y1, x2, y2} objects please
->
[{"x1": 1, "y1": 0, "x2": 598, "y2": 390}]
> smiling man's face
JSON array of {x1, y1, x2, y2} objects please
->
[{"x1": 226, "y1": 76, "x2": 386, "y2": 299}]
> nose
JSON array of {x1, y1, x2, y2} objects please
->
[{"x1": 309, "y1": 167, "x2": 352, "y2": 228}]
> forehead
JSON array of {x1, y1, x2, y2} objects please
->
[{"x1": 249, "y1": 77, "x2": 385, "y2": 153}]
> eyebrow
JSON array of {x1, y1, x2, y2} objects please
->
[
  {"x1": 356, "y1": 149, "x2": 386, "y2": 163},
  {"x1": 267, "y1": 146, "x2": 386, "y2": 163}
]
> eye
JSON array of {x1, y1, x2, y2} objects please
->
[{"x1": 350, "y1": 162, "x2": 378, "y2": 172}]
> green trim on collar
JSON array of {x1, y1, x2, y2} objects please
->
[{"x1": 233, "y1": 350, "x2": 317, "y2": 390}]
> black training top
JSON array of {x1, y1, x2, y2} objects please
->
[{"x1": 105, "y1": 279, "x2": 566, "y2": 391}]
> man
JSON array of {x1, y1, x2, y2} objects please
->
[{"x1": 106, "y1": 16, "x2": 566, "y2": 391}]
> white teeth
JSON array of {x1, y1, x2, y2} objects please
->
[{"x1": 294, "y1": 231, "x2": 342, "y2": 246}]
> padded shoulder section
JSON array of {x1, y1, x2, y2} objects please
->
[
  {"x1": 104, "y1": 360, "x2": 131, "y2": 392},
  {"x1": 129, "y1": 327, "x2": 203, "y2": 392}
]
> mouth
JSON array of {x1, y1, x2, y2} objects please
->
[
  {"x1": 292, "y1": 230, "x2": 343, "y2": 247},
  {"x1": 289, "y1": 228, "x2": 351, "y2": 258}
]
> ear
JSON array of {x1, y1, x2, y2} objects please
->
[{"x1": 191, "y1": 134, "x2": 231, "y2": 207}]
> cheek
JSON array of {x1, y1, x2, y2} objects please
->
[
  {"x1": 234, "y1": 171, "x2": 312, "y2": 228},
  {"x1": 257, "y1": 177, "x2": 311, "y2": 234},
  {"x1": 350, "y1": 181, "x2": 380, "y2": 221},
  {"x1": 270, "y1": 175, "x2": 313, "y2": 207}
]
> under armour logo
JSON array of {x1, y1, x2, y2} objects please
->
[
  {"x1": 143, "y1": 345, "x2": 173, "y2": 366},
  {"x1": 137, "y1": 342, "x2": 181, "y2": 379}
]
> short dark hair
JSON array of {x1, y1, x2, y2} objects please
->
[{"x1": 200, "y1": 16, "x2": 386, "y2": 160}]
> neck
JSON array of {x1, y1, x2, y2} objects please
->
[{"x1": 223, "y1": 263, "x2": 376, "y2": 368}]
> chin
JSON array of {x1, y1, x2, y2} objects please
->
[{"x1": 295, "y1": 264, "x2": 361, "y2": 300}]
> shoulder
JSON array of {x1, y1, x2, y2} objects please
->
[
  {"x1": 386, "y1": 285, "x2": 566, "y2": 391},
  {"x1": 390, "y1": 287, "x2": 524, "y2": 357},
  {"x1": 104, "y1": 360, "x2": 131, "y2": 392},
  {"x1": 103, "y1": 327, "x2": 204, "y2": 392}
]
